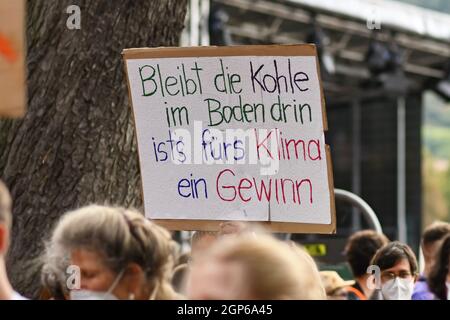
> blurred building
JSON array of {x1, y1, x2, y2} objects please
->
[{"x1": 183, "y1": 0, "x2": 450, "y2": 265}]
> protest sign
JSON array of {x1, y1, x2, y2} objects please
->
[{"x1": 123, "y1": 44, "x2": 335, "y2": 233}]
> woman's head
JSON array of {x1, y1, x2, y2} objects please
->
[
  {"x1": 49, "y1": 205, "x2": 178, "y2": 300},
  {"x1": 40, "y1": 240, "x2": 71, "y2": 299},
  {"x1": 187, "y1": 234, "x2": 326, "y2": 300},
  {"x1": 428, "y1": 234, "x2": 450, "y2": 300},
  {"x1": 370, "y1": 241, "x2": 418, "y2": 300}
]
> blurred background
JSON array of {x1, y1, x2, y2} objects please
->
[
  {"x1": 180, "y1": 0, "x2": 450, "y2": 275},
  {"x1": 1, "y1": 1, "x2": 449, "y2": 297}
]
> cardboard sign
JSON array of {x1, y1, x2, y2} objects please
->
[
  {"x1": 0, "y1": 0, "x2": 26, "y2": 117},
  {"x1": 123, "y1": 44, "x2": 336, "y2": 233}
]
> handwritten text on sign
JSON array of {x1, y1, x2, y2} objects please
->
[{"x1": 126, "y1": 51, "x2": 331, "y2": 224}]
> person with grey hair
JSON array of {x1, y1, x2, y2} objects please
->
[
  {"x1": 39, "y1": 241, "x2": 71, "y2": 299},
  {"x1": 47, "y1": 205, "x2": 180, "y2": 300},
  {"x1": 0, "y1": 180, "x2": 27, "y2": 300}
]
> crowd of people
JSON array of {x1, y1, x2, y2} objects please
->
[{"x1": 0, "y1": 179, "x2": 449, "y2": 300}]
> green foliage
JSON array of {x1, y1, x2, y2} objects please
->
[
  {"x1": 422, "y1": 91, "x2": 450, "y2": 223},
  {"x1": 423, "y1": 125, "x2": 450, "y2": 160},
  {"x1": 423, "y1": 94, "x2": 450, "y2": 128},
  {"x1": 423, "y1": 91, "x2": 450, "y2": 160},
  {"x1": 445, "y1": 169, "x2": 450, "y2": 214},
  {"x1": 422, "y1": 149, "x2": 450, "y2": 224}
]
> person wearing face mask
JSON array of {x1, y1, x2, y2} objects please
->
[
  {"x1": 45, "y1": 205, "x2": 181, "y2": 300},
  {"x1": 369, "y1": 241, "x2": 418, "y2": 300},
  {"x1": 428, "y1": 234, "x2": 450, "y2": 300}
]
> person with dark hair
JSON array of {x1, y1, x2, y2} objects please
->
[
  {"x1": 427, "y1": 234, "x2": 450, "y2": 300},
  {"x1": 344, "y1": 230, "x2": 389, "y2": 299},
  {"x1": 370, "y1": 241, "x2": 418, "y2": 300},
  {"x1": 413, "y1": 221, "x2": 450, "y2": 300}
]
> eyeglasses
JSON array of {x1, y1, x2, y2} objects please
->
[{"x1": 380, "y1": 271, "x2": 414, "y2": 282}]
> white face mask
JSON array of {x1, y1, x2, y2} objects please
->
[
  {"x1": 70, "y1": 289, "x2": 118, "y2": 300},
  {"x1": 381, "y1": 277, "x2": 414, "y2": 300},
  {"x1": 70, "y1": 269, "x2": 124, "y2": 300}
]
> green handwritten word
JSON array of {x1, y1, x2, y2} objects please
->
[
  {"x1": 206, "y1": 96, "x2": 265, "y2": 126},
  {"x1": 214, "y1": 59, "x2": 242, "y2": 94},
  {"x1": 250, "y1": 59, "x2": 309, "y2": 94},
  {"x1": 138, "y1": 62, "x2": 203, "y2": 98},
  {"x1": 206, "y1": 95, "x2": 313, "y2": 127}
]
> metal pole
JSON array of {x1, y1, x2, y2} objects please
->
[
  {"x1": 334, "y1": 189, "x2": 383, "y2": 233},
  {"x1": 284, "y1": 188, "x2": 382, "y2": 240},
  {"x1": 397, "y1": 96, "x2": 407, "y2": 243},
  {"x1": 352, "y1": 99, "x2": 362, "y2": 231}
]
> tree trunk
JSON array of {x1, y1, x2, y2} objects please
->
[{"x1": 0, "y1": 0, "x2": 187, "y2": 298}]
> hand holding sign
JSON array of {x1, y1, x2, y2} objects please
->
[{"x1": 218, "y1": 221, "x2": 249, "y2": 236}]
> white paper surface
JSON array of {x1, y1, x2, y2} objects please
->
[{"x1": 126, "y1": 55, "x2": 331, "y2": 224}]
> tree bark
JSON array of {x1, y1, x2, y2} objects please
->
[{"x1": 0, "y1": 0, "x2": 187, "y2": 298}]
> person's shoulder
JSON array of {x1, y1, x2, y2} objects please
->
[
  {"x1": 412, "y1": 280, "x2": 435, "y2": 300},
  {"x1": 412, "y1": 290, "x2": 435, "y2": 300}
]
